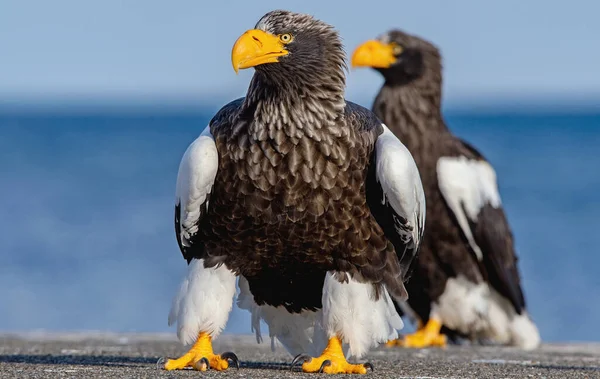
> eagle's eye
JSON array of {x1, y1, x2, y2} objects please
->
[
  {"x1": 279, "y1": 33, "x2": 293, "y2": 44},
  {"x1": 392, "y1": 43, "x2": 404, "y2": 56}
]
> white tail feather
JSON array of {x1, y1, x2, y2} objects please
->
[
  {"x1": 510, "y1": 312, "x2": 541, "y2": 350},
  {"x1": 237, "y1": 276, "x2": 327, "y2": 357}
]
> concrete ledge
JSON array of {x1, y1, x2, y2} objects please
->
[{"x1": 1, "y1": 333, "x2": 599, "y2": 378}]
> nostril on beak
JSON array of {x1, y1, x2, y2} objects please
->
[{"x1": 252, "y1": 36, "x2": 262, "y2": 48}]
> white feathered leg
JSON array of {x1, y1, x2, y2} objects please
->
[
  {"x1": 164, "y1": 258, "x2": 238, "y2": 371},
  {"x1": 169, "y1": 258, "x2": 237, "y2": 343},
  {"x1": 322, "y1": 272, "x2": 403, "y2": 358},
  {"x1": 291, "y1": 271, "x2": 403, "y2": 374}
]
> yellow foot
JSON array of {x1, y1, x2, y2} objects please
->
[
  {"x1": 386, "y1": 318, "x2": 447, "y2": 348},
  {"x1": 162, "y1": 332, "x2": 239, "y2": 371},
  {"x1": 291, "y1": 336, "x2": 373, "y2": 374}
]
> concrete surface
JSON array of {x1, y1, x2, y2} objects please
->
[{"x1": 1, "y1": 333, "x2": 599, "y2": 378}]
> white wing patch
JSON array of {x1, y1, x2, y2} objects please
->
[
  {"x1": 375, "y1": 123, "x2": 426, "y2": 250},
  {"x1": 437, "y1": 156, "x2": 502, "y2": 260},
  {"x1": 175, "y1": 126, "x2": 219, "y2": 247}
]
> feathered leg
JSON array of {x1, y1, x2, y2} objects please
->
[
  {"x1": 163, "y1": 259, "x2": 238, "y2": 371},
  {"x1": 291, "y1": 272, "x2": 403, "y2": 374}
]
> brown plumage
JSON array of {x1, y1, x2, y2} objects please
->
[
  {"x1": 193, "y1": 98, "x2": 408, "y2": 312},
  {"x1": 352, "y1": 30, "x2": 540, "y2": 348}
]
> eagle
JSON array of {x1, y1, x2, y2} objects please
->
[
  {"x1": 162, "y1": 11, "x2": 426, "y2": 374},
  {"x1": 351, "y1": 30, "x2": 540, "y2": 349}
]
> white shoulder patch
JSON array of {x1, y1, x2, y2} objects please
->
[
  {"x1": 175, "y1": 126, "x2": 219, "y2": 247},
  {"x1": 375, "y1": 124, "x2": 426, "y2": 249},
  {"x1": 437, "y1": 156, "x2": 501, "y2": 260}
]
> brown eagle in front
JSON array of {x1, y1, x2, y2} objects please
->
[
  {"x1": 352, "y1": 29, "x2": 540, "y2": 349},
  {"x1": 162, "y1": 11, "x2": 426, "y2": 374}
]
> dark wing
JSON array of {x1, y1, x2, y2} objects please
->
[
  {"x1": 346, "y1": 102, "x2": 426, "y2": 301},
  {"x1": 436, "y1": 138, "x2": 525, "y2": 313},
  {"x1": 174, "y1": 98, "x2": 243, "y2": 262}
]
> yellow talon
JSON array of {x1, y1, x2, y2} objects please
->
[
  {"x1": 386, "y1": 318, "x2": 447, "y2": 348},
  {"x1": 293, "y1": 336, "x2": 372, "y2": 374},
  {"x1": 163, "y1": 332, "x2": 238, "y2": 371}
]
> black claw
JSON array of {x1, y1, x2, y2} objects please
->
[
  {"x1": 155, "y1": 357, "x2": 167, "y2": 370},
  {"x1": 290, "y1": 354, "x2": 312, "y2": 371},
  {"x1": 221, "y1": 352, "x2": 240, "y2": 369},
  {"x1": 318, "y1": 359, "x2": 332, "y2": 373},
  {"x1": 199, "y1": 357, "x2": 210, "y2": 369},
  {"x1": 363, "y1": 362, "x2": 374, "y2": 371}
]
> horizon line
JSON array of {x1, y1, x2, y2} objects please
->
[{"x1": 1, "y1": 92, "x2": 599, "y2": 115}]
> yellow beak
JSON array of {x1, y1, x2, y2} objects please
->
[
  {"x1": 351, "y1": 40, "x2": 397, "y2": 69},
  {"x1": 231, "y1": 29, "x2": 289, "y2": 73}
]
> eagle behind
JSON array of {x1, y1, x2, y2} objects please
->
[{"x1": 352, "y1": 29, "x2": 540, "y2": 349}]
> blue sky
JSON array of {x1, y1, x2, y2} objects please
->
[{"x1": 1, "y1": 0, "x2": 599, "y2": 107}]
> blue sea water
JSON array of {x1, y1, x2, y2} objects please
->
[{"x1": 0, "y1": 107, "x2": 598, "y2": 343}]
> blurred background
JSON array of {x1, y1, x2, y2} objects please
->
[{"x1": 1, "y1": 0, "x2": 598, "y2": 343}]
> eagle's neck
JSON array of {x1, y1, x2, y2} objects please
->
[
  {"x1": 242, "y1": 70, "x2": 346, "y2": 143},
  {"x1": 372, "y1": 80, "x2": 448, "y2": 159}
]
